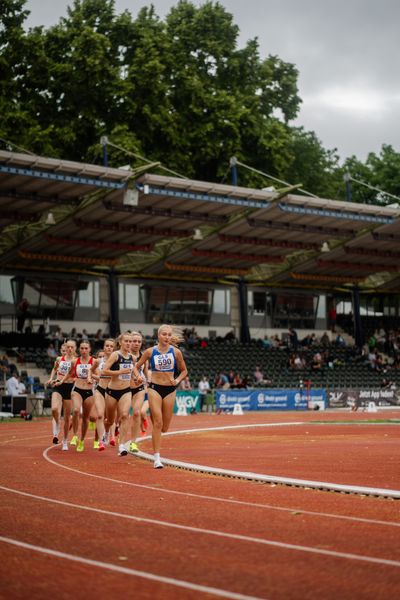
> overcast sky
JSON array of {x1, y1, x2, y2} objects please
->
[{"x1": 24, "y1": 0, "x2": 400, "y2": 163}]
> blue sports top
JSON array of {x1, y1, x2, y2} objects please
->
[{"x1": 150, "y1": 346, "x2": 176, "y2": 373}]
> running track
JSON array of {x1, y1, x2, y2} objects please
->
[{"x1": 1, "y1": 410, "x2": 399, "y2": 599}]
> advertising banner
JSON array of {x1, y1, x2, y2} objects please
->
[
  {"x1": 327, "y1": 388, "x2": 400, "y2": 409},
  {"x1": 174, "y1": 390, "x2": 201, "y2": 414},
  {"x1": 215, "y1": 389, "x2": 327, "y2": 411}
]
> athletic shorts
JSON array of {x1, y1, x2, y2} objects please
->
[{"x1": 149, "y1": 382, "x2": 176, "y2": 400}]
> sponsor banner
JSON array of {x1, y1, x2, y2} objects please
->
[
  {"x1": 216, "y1": 390, "x2": 253, "y2": 411},
  {"x1": 216, "y1": 389, "x2": 327, "y2": 411},
  {"x1": 174, "y1": 391, "x2": 201, "y2": 413},
  {"x1": 328, "y1": 388, "x2": 400, "y2": 408}
]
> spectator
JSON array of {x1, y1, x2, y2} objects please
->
[
  {"x1": 215, "y1": 371, "x2": 229, "y2": 389},
  {"x1": 179, "y1": 375, "x2": 192, "y2": 391},
  {"x1": 311, "y1": 352, "x2": 323, "y2": 371},
  {"x1": 288, "y1": 327, "x2": 298, "y2": 351},
  {"x1": 232, "y1": 373, "x2": 245, "y2": 388},
  {"x1": 95, "y1": 329, "x2": 103, "y2": 339},
  {"x1": 253, "y1": 366, "x2": 271, "y2": 386},
  {"x1": 320, "y1": 332, "x2": 331, "y2": 347},
  {"x1": 198, "y1": 375, "x2": 211, "y2": 412},
  {"x1": 47, "y1": 343, "x2": 58, "y2": 359},
  {"x1": 81, "y1": 329, "x2": 89, "y2": 340},
  {"x1": 328, "y1": 304, "x2": 337, "y2": 332},
  {"x1": 17, "y1": 377, "x2": 26, "y2": 394},
  {"x1": 227, "y1": 369, "x2": 235, "y2": 385},
  {"x1": 16, "y1": 298, "x2": 30, "y2": 333},
  {"x1": 6, "y1": 374, "x2": 20, "y2": 396}
]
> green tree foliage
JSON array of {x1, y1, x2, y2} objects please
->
[{"x1": 0, "y1": 0, "x2": 397, "y2": 202}]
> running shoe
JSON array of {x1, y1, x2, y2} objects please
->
[
  {"x1": 98, "y1": 441, "x2": 105, "y2": 451},
  {"x1": 70, "y1": 435, "x2": 78, "y2": 446},
  {"x1": 93, "y1": 440, "x2": 100, "y2": 449},
  {"x1": 129, "y1": 441, "x2": 139, "y2": 453},
  {"x1": 118, "y1": 443, "x2": 127, "y2": 457},
  {"x1": 154, "y1": 458, "x2": 164, "y2": 469},
  {"x1": 52, "y1": 436, "x2": 59, "y2": 444},
  {"x1": 102, "y1": 433, "x2": 109, "y2": 445},
  {"x1": 61, "y1": 441, "x2": 68, "y2": 451},
  {"x1": 76, "y1": 440, "x2": 84, "y2": 452},
  {"x1": 109, "y1": 438, "x2": 116, "y2": 447}
]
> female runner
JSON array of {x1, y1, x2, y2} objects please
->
[
  {"x1": 92, "y1": 339, "x2": 115, "y2": 451},
  {"x1": 101, "y1": 332, "x2": 134, "y2": 456},
  {"x1": 58, "y1": 340, "x2": 95, "y2": 452},
  {"x1": 128, "y1": 331, "x2": 149, "y2": 453},
  {"x1": 133, "y1": 324, "x2": 187, "y2": 468},
  {"x1": 46, "y1": 339, "x2": 78, "y2": 450}
]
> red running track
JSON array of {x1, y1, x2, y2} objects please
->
[{"x1": 0, "y1": 410, "x2": 399, "y2": 600}]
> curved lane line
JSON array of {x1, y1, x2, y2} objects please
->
[
  {"x1": 40, "y1": 448, "x2": 400, "y2": 528},
  {"x1": 135, "y1": 423, "x2": 400, "y2": 499},
  {"x1": 0, "y1": 536, "x2": 263, "y2": 600},
  {"x1": 1, "y1": 486, "x2": 400, "y2": 568}
]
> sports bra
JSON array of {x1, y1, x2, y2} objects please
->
[
  {"x1": 110, "y1": 351, "x2": 134, "y2": 381},
  {"x1": 73, "y1": 356, "x2": 94, "y2": 379},
  {"x1": 57, "y1": 356, "x2": 72, "y2": 377},
  {"x1": 150, "y1": 346, "x2": 176, "y2": 373}
]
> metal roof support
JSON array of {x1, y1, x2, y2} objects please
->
[
  {"x1": 108, "y1": 268, "x2": 120, "y2": 338},
  {"x1": 238, "y1": 277, "x2": 251, "y2": 344},
  {"x1": 0, "y1": 163, "x2": 126, "y2": 190},
  {"x1": 352, "y1": 285, "x2": 363, "y2": 349}
]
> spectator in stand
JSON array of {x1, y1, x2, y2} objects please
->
[
  {"x1": 232, "y1": 373, "x2": 244, "y2": 389},
  {"x1": 253, "y1": 366, "x2": 271, "y2": 386},
  {"x1": 81, "y1": 329, "x2": 89, "y2": 340},
  {"x1": 262, "y1": 335, "x2": 272, "y2": 349},
  {"x1": 179, "y1": 375, "x2": 192, "y2": 391},
  {"x1": 200, "y1": 338, "x2": 208, "y2": 349},
  {"x1": 6, "y1": 374, "x2": 20, "y2": 396},
  {"x1": 227, "y1": 369, "x2": 235, "y2": 386},
  {"x1": 320, "y1": 332, "x2": 331, "y2": 347},
  {"x1": 95, "y1": 329, "x2": 103, "y2": 340},
  {"x1": 16, "y1": 298, "x2": 29, "y2": 333},
  {"x1": 216, "y1": 371, "x2": 229, "y2": 389},
  {"x1": 198, "y1": 375, "x2": 210, "y2": 412},
  {"x1": 288, "y1": 327, "x2": 298, "y2": 351},
  {"x1": 335, "y1": 333, "x2": 346, "y2": 347},
  {"x1": 311, "y1": 351, "x2": 323, "y2": 371},
  {"x1": 47, "y1": 343, "x2": 58, "y2": 359},
  {"x1": 17, "y1": 377, "x2": 26, "y2": 394}
]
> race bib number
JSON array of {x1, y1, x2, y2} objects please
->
[
  {"x1": 154, "y1": 352, "x2": 174, "y2": 371},
  {"x1": 119, "y1": 362, "x2": 132, "y2": 380},
  {"x1": 58, "y1": 361, "x2": 71, "y2": 376},
  {"x1": 76, "y1": 364, "x2": 90, "y2": 379}
]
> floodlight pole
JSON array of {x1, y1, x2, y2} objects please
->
[
  {"x1": 343, "y1": 172, "x2": 352, "y2": 202},
  {"x1": 100, "y1": 136, "x2": 109, "y2": 167},
  {"x1": 230, "y1": 156, "x2": 238, "y2": 186}
]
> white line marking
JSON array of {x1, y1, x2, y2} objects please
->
[
  {"x1": 1, "y1": 485, "x2": 399, "y2": 568},
  {"x1": 42, "y1": 447, "x2": 400, "y2": 528},
  {"x1": 0, "y1": 536, "x2": 263, "y2": 600},
  {"x1": 137, "y1": 423, "x2": 400, "y2": 499}
]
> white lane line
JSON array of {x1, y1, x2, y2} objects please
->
[
  {"x1": 42, "y1": 447, "x2": 400, "y2": 528},
  {"x1": 136, "y1": 424, "x2": 400, "y2": 499},
  {"x1": 0, "y1": 536, "x2": 263, "y2": 600},
  {"x1": 1, "y1": 484, "x2": 400, "y2": 568}
]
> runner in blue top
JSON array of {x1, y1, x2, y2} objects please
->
[{"x1": 133, "y1": 324, "x2": 187, "y2": 469}]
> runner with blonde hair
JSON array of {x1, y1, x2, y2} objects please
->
[
  {"x1": 133, "y1": 324, "x2": 187, "y2": 468},
  {"x1": 101, "y1": 331, "x2": 134, "y2": 456},
  {"x1": 46, "y1": 339, "x2": 78, "y2": 450},
  {"x1": 128, "y1": 331, "x2": 149, "y2": 453}
]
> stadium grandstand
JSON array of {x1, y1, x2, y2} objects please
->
[{"x1": 1, "y1": 149, "x2": 400, "y2": 410}]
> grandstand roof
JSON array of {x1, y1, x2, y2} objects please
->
[{"x1": 1, "y1": 149, "x2": 400, "y2": 292}]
